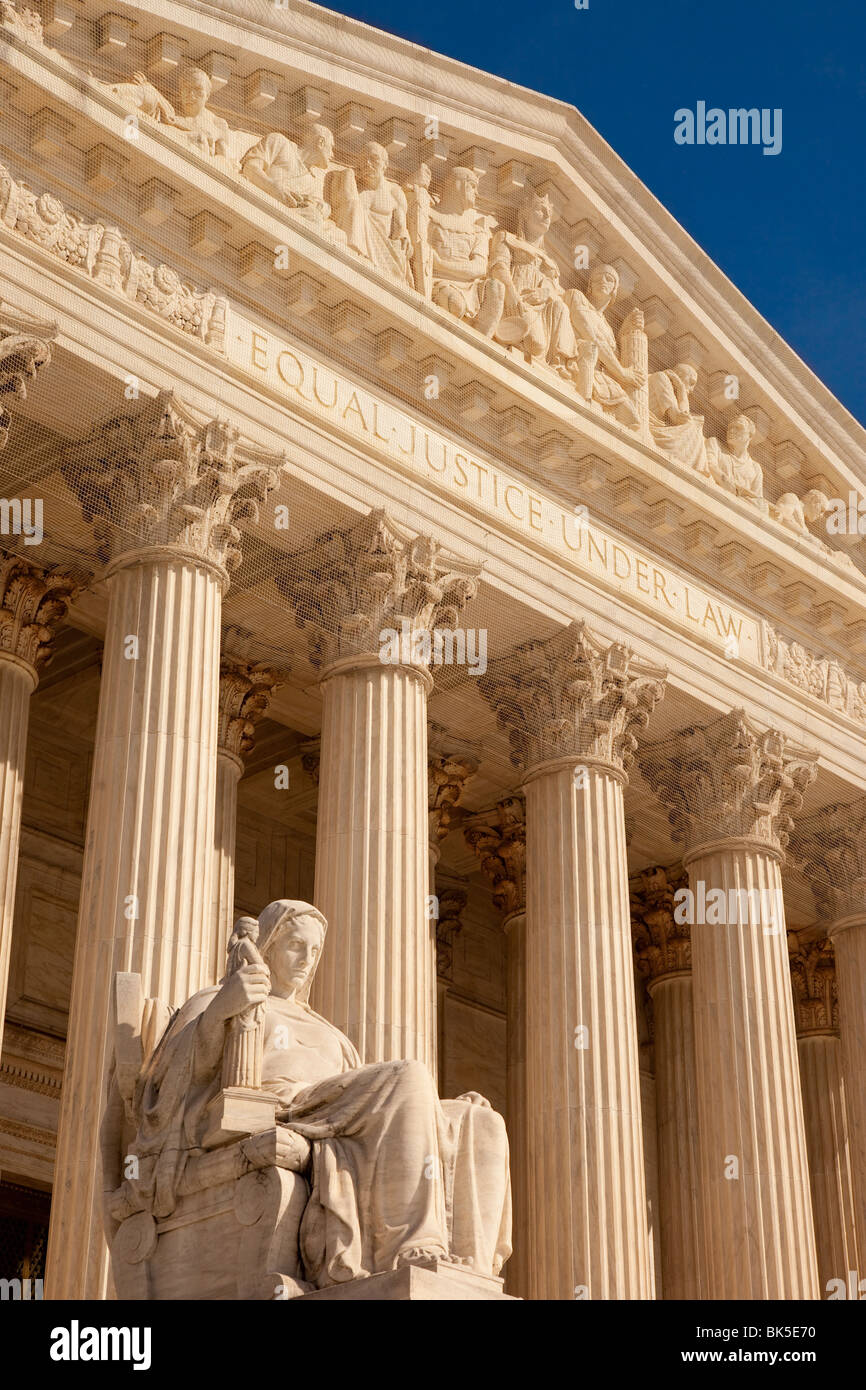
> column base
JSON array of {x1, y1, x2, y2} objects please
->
[{"x1": 296, "y1": 1261, "x2": 515, "y2": 1301}]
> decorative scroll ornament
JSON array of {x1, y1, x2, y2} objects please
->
[
  {"x1": 0, "y1": 162, "x2": 227, "y2": 352},
  {"x1": 0, "y1": 305, "x2": 56, "y2": 449},
  {"x1": 787, "y1": 934, "x2": 838, "y2": 1035},
  {"x1": 630, "y1": 863, "x2": 691, "y2": 984},
  {"x1": 218, "y1": 659, "x2": 289, "y2": 762},
  {"x1": 0, "y1": 553, "x2": 85, "y2": 672},
  {"x1": 480, "y1": 619, "x2": 666, "y2": 772},
  {"x1": 464, "y1": 795, "x2": 526, "y2": 919},
  {"x1": 428, "y1": 722, "x2": 479, "y2": 846},
  {"x1": 61, "y1": 391, "x2": 282, "y2": 573},
  {"x1": 788, "y1": 797, "x2": 866, "y2": 922},
  {"x1": 279, "y1": 508, "x2": 479, "y2": 671},
  {"x1": 639, "y1": 709, "x2": 818, "y2": 855},
  {"x1": 762, "y1": 621, "x2": 866, "y2": 726}
]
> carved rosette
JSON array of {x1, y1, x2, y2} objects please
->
[
  {"x1": 479, "y1": 620, "x2": 666, "y2": 773},
  {"x1": 640, "y1": 709, "x2": 818, "y2": 858},
  {"x1": 787, "y1": 934, "x2": 838, "y2": 1036},
  {"x1": 217, "y1": 659, "x2": 289, "y2": 765},
  {"x1": 630, "y1": 863, "x2": 691, "y2": 986},
  {"x1": 0, "y1": 306, "x2": 56, "y2": 449},
  {"x1": 464, "y1": 795, "x2": 526, "y2": 919},
  {"x1": 788, "y1": 797, "x2": 866, "y2": 923},
  {"x1": 277, "y1": 509, "x2": 479, "y2": 673},
  {"x1": 435, "y1": 884, "x2": 468, "y2": 980},
  {"x1": 0, "y1": 553, "x2": 84, "y2": 676},
  {"x1": 61, "y1": 391, "x2": 282, "y2": 577},
  {"x1": 428, "y1": 723, "x2": 479, "y2": 848}
]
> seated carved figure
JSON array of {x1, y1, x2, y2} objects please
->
[
  {"x1": 428, "y1": 167, "x2": 504, "y2": 335},
  {"x1": 241, "y1": 124, "x2": 354, "y2": 240},
  {"x1": 337, "y1": 142, "x2": 413, "y2": 285},
  {"x1": 166, "y1": 66, "x2": 230, "y2": 160},
  {"x1": 706, "y1": 413, "x2": 765, "y2": 506},
  {"x1": 564, "y1": 265, "x2": 645, "y2": 428},
  {"x1": 647, "y1": 362, "x2": 710, "y2": 474},
  {"x1": 102, "y1": 900, "x2": 512, "y2": 1297},
  {"x1": 487, "y1": 188, "x2": 581, "y2": 372}
]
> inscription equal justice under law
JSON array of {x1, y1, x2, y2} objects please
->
[{"x1": 231, "y1": 316, "x2": 760, "y2": 663}]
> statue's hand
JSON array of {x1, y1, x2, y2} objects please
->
[
  {"x1": 214, "y1": 963, "x2": 270, "y2": 1023},
  {"x1": 455, "y1": 1091, "x2": 492, "y2": 1108}
]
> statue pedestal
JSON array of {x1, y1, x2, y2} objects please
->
[
  {"x1": 202, "y1": 1086, "x2": 280, "y2": 1150},
  {"x1": 295, "y1": 1260, "x2": 516, "y2": 1301}
]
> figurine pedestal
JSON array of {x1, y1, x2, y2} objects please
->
[
  {"x1": 295, "y1": 1260, "x2": 516, "y2": 1301},
  {"x1": 202, "y1": 1087, "x2": 280, "y2": 1150}
]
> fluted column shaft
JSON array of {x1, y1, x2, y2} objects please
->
[
  {"x1": 797, "y1": 1032, "x2": 859, "y2": 1294},
  {"x1": 0, "y1": 656, "x2": 36, "y2": 1055},
  {"x1": 649, "y1": 973, "x2": 702, "y2": 1298},
  {"x1": 46, "y1": 553, "x2": 222, "y2": 1299},
  {"x1": 639, "y1": 1063, "x2": 662, "y2": 1297},
  {"x1": 313, "y1": 654, "x2": 433, "y2": 1066},
  {"x1": 503, "y1": 908, "x2": 529, "y2": 1300},
  {"x1": 525, "y1": 758, "x2": 652, "y2": 1299},
  {"x1": 828, "y1": 917, "x2": 866, "y2": 1267},
  {"x1": 686, "y1": 840, "x2": 818, "y2": 1298},
  {"x1": 212, "y1": 748, "x2": 243, "y2": 965}
]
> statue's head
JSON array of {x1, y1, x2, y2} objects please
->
[
  {"x1": 801, "y1": 488, "x2": 830, "y2": 524},
  {"x1": 231, "y1": 915, "x2": 259, "y2": 943},
  {"x1": 257, "y1": 900, "x2": 327, "y2": 1002},
  {"x1": 447, "y1": 166, "x2": 480, "y2": 210},
  {"x1": 177, "y1": 65, "x2": 212, "y2": 114},
  {"x1": 518, "y1": 188, "x2": 553, "y2": 240},
  {"x1": 305, "y1": 123, "x2": 335, "y2": 168},
  {"x1": 588, "y1": 263, "x2": 619, "y2": 306},
  {"x1": 726, "y1": 412, "x2": 756, "y2": 456},
  {"x1": 674, "y1": 361, "x2": 698, "y2": 393},
  {"x1": 361, "y1": 141, "x2": 389, "y2": 182}
]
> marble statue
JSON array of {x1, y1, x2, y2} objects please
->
[
  {"x1": 103, "y1": 71, "x2": 176, "y2": 124},
  {"x1": 706, "y1": 412, "x2": 765, "y2": 506},
  {"x1": 648, "y1": 362, "x2": 710, "y2": 474},
  {"x1": 339, "y1": 141, "x2": 412, "y2": 285},
  {"x1": 103, "y1": 900, "x2": 512, "y2": 1293},
  {"x1": 166, "y1": 66, "x2": 230, "y2": 160},
  {"x1": 241, "y1": 123, "x2": 354, "y2": 240},
  {"x1": 565, "y1": 264, "x2": 646, "y2": 428},
  {"x1": 427, "y1": 166, "x2": 504, "y2": 335},
  {"x1": 487, "y1": 188, "x2": 581, "y2": 372},
  {"x1": 404, "y1": 163, "x2": 437, "y2": 298}
]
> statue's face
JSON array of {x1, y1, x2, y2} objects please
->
[
  {"x1": 454, "y1": 171, "x2": 478, "y2": 209},
  {"x1": 728, "y1": 416, "x2": 752, "y2": 453},
  {"x1": 179, "y1": 71, "x2": 208, "y2": 113},
  {"x1": 312, "y1": 129, "x2": 334, "y2": 165},
  {"x1": 590, "y1": 267, "x2": 618, "y2": 303},
  {"x1": 268, "y1": 916, "x2": 324, "y2": 996},
  {"x1": 363, "y1": 145, "x2": 387, "y2": 180}
]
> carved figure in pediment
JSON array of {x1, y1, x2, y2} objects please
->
[
  {"x1": 0, "y1": 0, "x2": 42, "y2": 42},
  {"x1": 564, "y1": 264, "x2": 645, "y2": 428},
  {"x1": 427, "y1": 166, "x2": 504, "y2": 336},
  {"x1": 336, "y1": 141, "x2": 412, "y2": 285},
  {"x1": 241, "y1": 123, "x2": 353, "y2": 240},
  {"x1": 706, "y1": 413, "x2": 765, "y2": 506},
  {"x1": 486, "y1": 187, "x2": 580, "y2": 371},
  {"x1": 647, "y1": 362, "x2": 710, "y2": 474},
  {"x1": 167, "y1": 66, "x2": 230, "y2": 160},
  {"x1": 772, "y1": 488, "x2": 831, "y2": 542},
  {"x1": 404, "y1": 163, "x2": 437, "y2": 298},
  {"x1": 104, "y1": 71, "x2": 176, "y2": 124}
]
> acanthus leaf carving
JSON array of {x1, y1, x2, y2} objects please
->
[
  {"x1": 630, "y1": 862, "x2": 691, "y2": 984},
  {"x1": 787, "y1": 933, "x2": 838, "y2": 1035},
  {"x1": 463, "y1": 795, "x2": 526, "y2": 920},
  {"x1": 788, "y1": 797, "x2": 866, "y2": 923},
  {"x1": 218, "y1": 657, "x2": 290, "y2": 762},
  {"x1": 0, "y1": 551, "x2": 87, "y2": 672}
]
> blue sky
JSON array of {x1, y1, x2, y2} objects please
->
[{"x1": 322, "y1": 0, "x2": 866, "y2": 427}]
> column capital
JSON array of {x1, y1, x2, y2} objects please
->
[
  {"x1": 435, "y1": 881, "x2": 468, "y2": 981},
  {"x1": 464, "y1": 794, "x2": 526, "y2": 920},
  {"x1": 299, "y1": 737, "x2": 321, "y2": 788},
  {"x1": 217, "y1": 657, "x2": 289, "y2": 769},
  {"x1": 788, "y1": 932, "x2": 838, "y2": 1036},
  {"x1": 0, "y1": 553, "x2": 85, "y2": 680},
  {"x1": 788, "y1": 797, "x2": 866, "y2": 925},
  {"x1": 479, "y1": 620, "x2": 666, "y2": 773},
  {"x1": 277, "y1": 508, "x2": 480, "y2": 674},
  {"x1": 631, "y1": 863, "x2": 691, "y2": 986},
  {"x1": 61, "y1": 391, "x2": 282, "y2": 580},
  {"x1": 0, "y1": 305, "x2": 56, "y2": 449},
  {"x1": 428, "y1": 723, "x2": 479, "y2": 849},
  {"x1": 640, "y1": 709, "x2": 818, "y2": 858}
]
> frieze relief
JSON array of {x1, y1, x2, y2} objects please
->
[{"x1": 1, "y1": 0, "x2": 861, "y2": 577}]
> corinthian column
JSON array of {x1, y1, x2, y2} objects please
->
[
  {"x1": 464, "y1": 795, "x2": 528, "y2": 1298},
  {"x1": 213, "y1": 655, "x2": 287, "y2": 970},
  {"x1": 0, "y1": 556, "x2": 81, "y2": 1058},
  {"x1": 46, "y1": 392, "x2": 280, "y2": 1299},
  {"x1": 640, "y1": 712, "x2": 820, "y2": 1299},
  {"x1": 790, "y1": 798, "x2": 866, "y2": 1276},
  {"x1": 481, "y1": 621, "x2": 666, "y2": 1299},
  {"x1": 632, "y1": 864, "x2": 702, "y2": 1299},
  {"x1": 278, "y1": 510, "x2": 479, "y2": 1067},
  {"x1": 787, "y1": 932, "x2": 859, "y2": 1295},
  {"x1": 0, "y1": 305, "x2": 55, "y2": 449}
]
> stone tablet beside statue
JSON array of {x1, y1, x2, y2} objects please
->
[{"x1": 101, "y1": 899, "x2": 513, "y2": 1300}]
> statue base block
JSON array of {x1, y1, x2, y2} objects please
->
[
  {"x1": 295, "y1": 1260, "x2": 515, "y2": 1301},
  {"x1": 202, "y1": 1087, "x2": 280, "y2": 1150}
]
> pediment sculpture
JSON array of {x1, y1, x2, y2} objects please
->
[{"x1": 101, "y1": 899, "x2": 513, "y2": 1299}]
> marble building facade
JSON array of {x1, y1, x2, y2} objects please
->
[{"x1": 0, "y1": 0, "x2": 864, "y2": 1300}]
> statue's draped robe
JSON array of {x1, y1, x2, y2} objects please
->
[
  {"x1": 648, "y1": 368, "x2": 710, "y2": 474},
  {"x1": 130, "y1": 988, "x2": 512, "y2": 1286}
]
